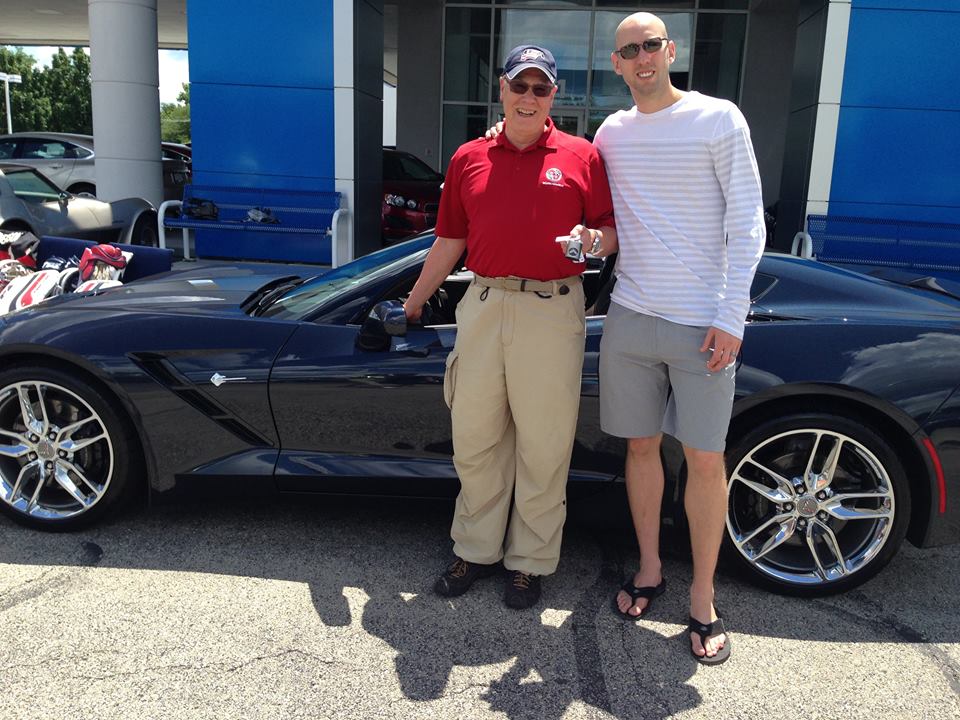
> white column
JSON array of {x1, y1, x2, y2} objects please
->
[
  {"x1": 334, "y1": 0, "x2": 355, "y2": 263},
  {"x1": 805, "y1": 0, "x2": 852, "y2": 221},
  {"x1": 88, "y1": 0, "x2": 163, "y2": 206}
]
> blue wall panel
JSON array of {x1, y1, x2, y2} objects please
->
[
  {"x1": 831, "y1": 5, "x2": 960, "y2": 226},
  {"x1": 187, "y1": 1, "x2": 334, "y2": 89},
  {"x1": 841, "y1": 7, "x2": 960, "y2": 110},
  {"x1": 187, "y1": 0, "x2": 338, "y2": 262},
  {"x1": 191, "y1": 84, "x2": 335, "y2": 183}
]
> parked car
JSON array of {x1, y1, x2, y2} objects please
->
[
  {"x1": 1, "y1": 233, "x2": 958, "y2": 597},
  {"x1": 161, "y1": 141, "x2": 192, "y2": 163},
  {"x1": 0, "y1": 132, "x2": 191, "y2": 201},
  {"x1": 0, "y1": 163, "x2": 158, "y2": 245},
  {"x1": 382, "y1": 148, "x2": 442, "y2": 243}
]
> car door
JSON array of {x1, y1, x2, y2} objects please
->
[
  {"x1": 2, "y1": 166, "x2": 99, "y2": 236},
  {"x1": 269, "y1": 319, "x2": 459, "y2": 495},
  {"x1": 15, "y1": 138, "x2": 76, "y2": 189}
]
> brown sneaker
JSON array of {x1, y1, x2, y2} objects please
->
[
  {"x1": 434, "y1": 557, "x2": 500, "y2": 597},
  {"x1": 504, "y1": 570, "x2": 541, "y2": 609}
]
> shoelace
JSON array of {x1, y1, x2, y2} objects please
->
[
  {"x1": 512, "y1": 572, "x2": 531, "y2": 589},
  {"x1": 449, "y1": 559, "x2": 468, "y2": 578}
]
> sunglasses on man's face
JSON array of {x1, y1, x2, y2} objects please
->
[
  {"x1": 506, "y1": 80, "x2": 554, "y2": 98},
  {"x1": 615, "y1": 37, "x2": 669, "y2": 59}
]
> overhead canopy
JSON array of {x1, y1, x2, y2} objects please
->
[{"x1": 0, "y1": 0, "x2": 187, "y2": 48}]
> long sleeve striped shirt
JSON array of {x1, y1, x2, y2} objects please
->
[{"x1": 593, "y1": 91, "x2": 765, "y2": 339}]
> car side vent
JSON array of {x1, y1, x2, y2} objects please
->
[{"x1": 129, "y1": 353, "x2": 274, "y2": 447}]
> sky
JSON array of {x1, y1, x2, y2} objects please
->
[{"x1": 20, "y1": 46, "x2": 190, "y2": 104}]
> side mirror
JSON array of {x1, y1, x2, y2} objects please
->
[
  {"x1": 357, "y1": 300, "x2": 407, "y2": 351},
  {"x1": 58, "y1": 191, "x2": 70, "y2": 204}
]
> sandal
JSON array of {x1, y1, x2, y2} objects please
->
[
  {"x1": 612, "y1": 576, "x2": 666, "y2": 621},
  {"x1": 687, "y1": 611, "x2": 731, "y2": 665}
]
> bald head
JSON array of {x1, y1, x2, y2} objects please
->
[{"x1": 615, "y1": 12, "x2": 668, "y2": 48}]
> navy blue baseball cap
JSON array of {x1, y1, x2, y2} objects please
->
[{"x1": 502, "y1": 45, "x2": 557, "y2": 84}]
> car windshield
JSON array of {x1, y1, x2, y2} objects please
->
[
  {"x1": 2, "y1": 167, "x2": 62, "y2": 202},
  {"x1": 383, "y1": 151, "x2": 443, "y2": 182},
  {"x1": 259, "y1": 235, "x2": 432, "y2": 319}
]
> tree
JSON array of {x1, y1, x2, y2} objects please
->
[
  {"x1": 160, "y1": 82, "x2": 190, "y2": 143},
  {"x1": 0, "y1": 47, "x2": 51, "y2": 131},
  {"x1": 43, "y1": 48, "x2": 92, "y2": 134}
]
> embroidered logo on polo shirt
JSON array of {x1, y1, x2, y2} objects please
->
[{"x1": 543, "y1": 167, "x2": 564, "y2": 187}]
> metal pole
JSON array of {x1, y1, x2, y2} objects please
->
[{"x1": 0, "y1": 73, "x2": 22, "y2": 134}]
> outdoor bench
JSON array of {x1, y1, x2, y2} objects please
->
[{"x1": 158, "y1": 185, "x2": 348, "y2": 266}]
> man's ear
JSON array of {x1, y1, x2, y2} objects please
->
[{"x1": 610, "y1": 52, "x2": 623, "y2": 77}]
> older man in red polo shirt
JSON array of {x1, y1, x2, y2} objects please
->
[{"x1": 404, "y1": 45, "x2": 617, "y2": 609}]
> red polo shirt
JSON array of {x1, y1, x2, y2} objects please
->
[{"x1": 435, "y1": 118, "x2": 615, "y2": 281}]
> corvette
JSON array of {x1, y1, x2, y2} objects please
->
[{"x1": 0, "y1": 234, "x2": 958, "y2": 596}]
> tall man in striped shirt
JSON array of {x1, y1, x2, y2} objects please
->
[{"x1": 596, "y1": 12, "x2": 765, "y2": 665}]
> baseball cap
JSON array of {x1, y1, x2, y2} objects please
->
[{"x1": 502, "y1": 45, "x2": 557, "y2": 85}]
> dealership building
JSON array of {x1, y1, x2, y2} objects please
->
[{"x1": 2, "y1": 0, "x2": 958, "y2": 263}]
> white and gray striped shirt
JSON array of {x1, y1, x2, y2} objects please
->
[{"x1": 594, "y1": 91, "x2": 765, "y2": 339}]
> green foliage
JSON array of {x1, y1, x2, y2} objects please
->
[
  {"x1": 0, "y1": 46, "x2": 94, "y2": 133},
  {"x1": 0, "y1": 47, "x2": 51, "y2": 131},
  {"x1": 161, "y1": 82, "x2": 191, "y2": 143}
]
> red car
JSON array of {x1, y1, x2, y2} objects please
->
[{"x1": 382, "y1": 148, "x2": 443, "y2": 244}]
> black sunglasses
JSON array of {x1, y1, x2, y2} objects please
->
[
  {"x1": 506, "y1": 80, "x2": 554, "y2": 98},
  {"x1": 616, "y1": 37, "x2": 669, "y2": 59}
]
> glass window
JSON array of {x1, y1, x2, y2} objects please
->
[
  {"x1": 0, "y1": 141, "x2": 15, "y2": 159},
  {"x1": 698, "y1": 1, "x2": 749, "y2": 9},
  {"x1": 384, "y1": 150, "x2": 444, "y2": 182},
  {"x1": 441, "y1": 105, "x2": 490, "y2": 171},
  {"x1": 21, "y1": 140, "x2": 69, "y2": 159},
  {"x1": 492, "y1": 9, "x2": 590, "y2": 107},
  {"x1": 596, "y1": 1, "x2": 694, "y2": 7},
  {"x1": 691, "y1": 12, "x2": 747, "y2": 103},
  {"x1": 3, "y1": 167, "x2": 61, "y2": 202},
  {"x1": 590, "y1": 11, "x2": 693, "y2": 110},
  {"x1": 444, "y1": 7, "x2": 492, "y2": 103}
]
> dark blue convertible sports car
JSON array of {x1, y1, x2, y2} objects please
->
[{"x1": 1, "y1": 233, "x2": 959, "y2": 597}]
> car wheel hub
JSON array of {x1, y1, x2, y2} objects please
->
[
  {"x1": 0, "y1": 381, "x2": 114, "y2": 520},
  {"x1": 727, "y1": 428, "x2": 896, "y2": 587}
]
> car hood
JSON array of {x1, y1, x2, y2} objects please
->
[
  {"x1": 755, "y1": 255, "x2": 960, "y2": 325},
  {"x1": 17, "y1": 263, "x2": 324, "y2": 318}
]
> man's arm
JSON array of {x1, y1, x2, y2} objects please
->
[
  {"x1": 710, "y1": 122, "x2": 765, "y2": 336},
  {"x1": 403, "y1": 236, "x2": 467, "y2": 321}
]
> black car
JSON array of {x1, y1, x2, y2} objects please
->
[{"x1": 1, "y1": 234, "x2": 959, "y2": 597}]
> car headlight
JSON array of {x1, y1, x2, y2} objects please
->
[
  {"x1": 384, "y1": 194, "x2": 406, "y2": 208},
  {"x1": 406, "y1": 199, "x2": 418, "y2": 210}
]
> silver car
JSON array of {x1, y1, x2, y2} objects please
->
[
  {"x1": 0, "y1": 163, "x2": 158, "y2": 246},
  {"x1": 0, "y1": 132, "x2": 190, "y2": 201}
]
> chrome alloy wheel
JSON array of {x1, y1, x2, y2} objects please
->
[
  {"x1": 0, "y1": 380, "x2": 115, "y2": 520},
  {"x1": 726, "y1": 428, "x2": 895, "y2": 587}
]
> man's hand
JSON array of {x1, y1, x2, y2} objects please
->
[
  {"x1": 484, "y1": 121, "x2": 504, "y2": 141},
  {"x1": 701, "y1": 327, "x2": 740, "y2": 372},
  {"x1": 403, "y1": 301, "x2": 423, "y2": 323},
  {"x1": 561, "y1": 224, "x2": 617, "y2": 259}
]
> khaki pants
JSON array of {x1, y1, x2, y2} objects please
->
[{"x1": 444, "y1": 276, "x2": 585, "y2": 576}]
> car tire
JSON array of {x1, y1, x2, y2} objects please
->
[
  {"x1": 0, "y1": 366, "x2": 140, "y2": 531},
  {"x1": 130, "y1": 211, "x2": 159, "y2": 247},
  {"x1": 68, "y1": 183, "x2": 97, "y2": 198},
  {"x1": 724, "y1": 413, "x2": 910, "y2": 596}
]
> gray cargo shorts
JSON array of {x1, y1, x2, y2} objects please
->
[{"x1": 599, "y1": 302, "x2": 735, "y2": 452}]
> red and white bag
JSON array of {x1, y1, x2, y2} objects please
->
[{"x1": 0, "y1": 269, "x2": 62, "y2": 315}]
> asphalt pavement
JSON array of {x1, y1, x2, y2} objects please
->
[{"x1": 1, "y1": 494, "x2": 958, "y2": 720}]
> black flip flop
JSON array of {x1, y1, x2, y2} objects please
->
[
  {"x1": 687, "y1": 612, "x2": 731, "y2": 665},
  {"x1": 612, "y1": 577, "x2": 666, "y2": 621}
]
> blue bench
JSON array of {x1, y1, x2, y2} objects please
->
[
  {"x1": 158, "y1": 185, "x2": 348, "y2": 265},
  {"x1": 797, "y1": 215, "x2": 960, "y2": 273},
  {"x1": 39, "y1": 236, "x2": 173, "y2": 282}
]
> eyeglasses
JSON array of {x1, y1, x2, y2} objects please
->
[
  {"x1": 506, "y1": 80, "x2": 554, "y2": 98},
  {"x1": 615, "y1": 37, "x2": 669, "y2": 59}
]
